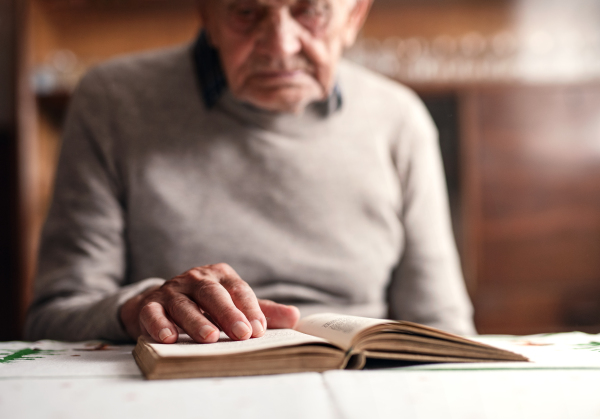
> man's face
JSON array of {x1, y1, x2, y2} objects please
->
[{"x1": 201, "y1": 0, "x2": 370, "y2": 113}]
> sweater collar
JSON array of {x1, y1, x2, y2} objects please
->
[{"x1": 192, "y1": 30, "x2": 343, "y2": 115}]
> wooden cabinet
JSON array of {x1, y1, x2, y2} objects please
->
[
  {"x1": 418, "y1": 85, "x2": 600, "y2": 335},
  {"x1": 457, "y1": 85, "x2": 600, "y2": 334}
]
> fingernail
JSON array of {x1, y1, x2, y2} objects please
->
[
  {"x1": 199, "y1": 325, "x2": 217, "y2": 340},
  {"x1": 251, "y1": 319, "x2": 264, "y2": 336},
  {"x1": 158, "y1": 328, "x2": 172, "y2": 342},
  {"x1": 231, "y1": 321, "x2": 251, "y2": 340}
]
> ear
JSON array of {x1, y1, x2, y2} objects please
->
[{"x1": 342, "y1": 0, "x2": 373, "y2": 48}]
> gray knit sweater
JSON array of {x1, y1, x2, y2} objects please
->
[{"x1": 25, "y1": 44, "x2": 475, "y2": 341}]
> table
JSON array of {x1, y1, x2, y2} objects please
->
[{"x1": 2, "y1": 333, "x2": 600, "y2": 419}]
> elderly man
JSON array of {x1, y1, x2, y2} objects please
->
[{"x1": 25, "y1": 0, "x2": 476, "y2": 344}]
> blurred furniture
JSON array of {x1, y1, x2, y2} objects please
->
[
  {"x1": 458, "y1": 85, "x2": 600, "y2": 334},
  {"x1": 10, "y1": 0, "x2": 600, "y2": 337},
  {"x1": 0, "y1": 0, "x2": 36, "y2": 341},
  {"x1": 0, "y1": 0, "x2": 20, "y2": 341},
  {"x1": 409, "y1": 84, "x2": 600, "y2": 334}
]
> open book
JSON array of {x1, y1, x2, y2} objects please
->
[{"x1": 133, "y1": 313, "x2": 528, "y2": 379}]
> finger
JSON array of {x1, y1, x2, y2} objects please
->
[
  {"x1": 139, "y1": 301, "x2": 179, "y2": 344},
  {"x1": 164, "y1": 296, "x2": 220, "y2": 343},
  {"x1": 190, "y1": 272, "x2": 254, "y2": 341},
  {"x1": 215, "y1": 268, "x2": 266, "y2": 338},
  {"x1": 258, "y1": 300, "x2": 300, "y2": 329}
]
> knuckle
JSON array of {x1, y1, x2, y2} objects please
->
[
  {"x1": 211, "y1": 263, "x2": 233, "y2": 276},
  {"x1": 169, "y1": 273, "x2": 184, "y2": 282},
  {"x1": 184, "y1": 263, "x2": 237, "y2": 282},
  {"x1": 187, "y1": 266, "x2": 219, "y2": 282},
  {"x1": 196, "y1": 280, "x2": 222, "y2": 296},
  {"x1": 219, "y1": 271, "x2": 245, "y2": 286},
  {"x1": 139, "y1": 302, "x2": 165, "y2": 329},
  {"x1": 186, "y1": 268, "x2": 205, "y2": 281},
  {"x1": 160, "y1": 280, "x2": 179, "y2": 293},
  {"x1": 164, "y1": 295, "x2": 190, "y2": 315},
  {"x1": 211, "y1": 303, "x2": 236, "y2": 321},
  {"x1": 223, "y1": 276, "x2": 252, "y2": 295},
  {"x1": 172, "y1": 304, "x2": 198, "y2": 326},
  {"x1": 158, "y1": 284, "x2": 179, "y2": 300},
  {"x1": 140, "y1": 301, "x2": 161, "y2": 314},
  {"x1": 141, "y1": 291, "x2": 160, "y2": 306},
  {"x1": 228, "y1": 282, "x2": 252, "y2": 299}
]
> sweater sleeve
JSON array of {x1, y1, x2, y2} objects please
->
[
  {"x1": 387, "y1": 91, "x2": 476, "y2": 336},
  {"x1": 24, "y1": 69, "x2": 165, "y2": 342}
]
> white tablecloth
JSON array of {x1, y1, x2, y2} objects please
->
[{"x1": 2, "y1": 333, "x2": 600, "y2": 419}]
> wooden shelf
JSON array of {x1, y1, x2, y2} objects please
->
[
  {"x1": 37, "y1": 0, "x2": 195, "y2": 10},
  {"x1": 31, "y1": 0, "x2": 200, "y2": 67}
]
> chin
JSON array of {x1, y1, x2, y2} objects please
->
[{"x1": 241, "y1": 86, "x2": 323, "y2": 114}]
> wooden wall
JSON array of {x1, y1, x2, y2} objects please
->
[
  {"x1": 461, "y1": 85, "x2": 600, "y2": 333},
  {"x1": 364, "y1": 0, "x2": 513, "y2": 39},
  {"x1": 30, "y1": 0, "x2": 199, "y2": 65}
]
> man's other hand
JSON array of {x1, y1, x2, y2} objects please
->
[{"x1": 119, "y1": 263, "x2": 300, "y2": 344}]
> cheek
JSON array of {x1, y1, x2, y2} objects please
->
[
  {"x1": 306, "y1": 35, "x2": 345, "y2": 87},
  {"x1": 304, "y1": 18, "x2": 349, "y2": 71},
  {"x1": 214, "y1": 35, "x2": 256, "y2": 90}
]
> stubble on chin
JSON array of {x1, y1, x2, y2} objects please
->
[
  {"x1": 237, "y1": 82, "x2": 325, "y2": 114},
  {"x1": 231, "y1": 62, "x2": 328, "y2": 113}
]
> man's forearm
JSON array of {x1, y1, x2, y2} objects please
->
[{"x1": 24, "y1": 278, "x2": 166, "y2": 342}]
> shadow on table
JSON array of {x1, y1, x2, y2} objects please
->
[{"x1": 362, "y1": 358, "x2": 436, "y2": 370}]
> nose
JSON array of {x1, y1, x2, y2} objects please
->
[{"x1": 256, "y1": 8, "x2": 302, "y2": 58}]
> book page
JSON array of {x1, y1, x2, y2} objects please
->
[
  {"x1": 295, "y1": 313, "x2": 389, "y2": 350},
  {"x1": 394, "y1": 332, "x2": 600, "y2": 370},
  {"x1": 147, "y1": 329, "x2": 331, "y2": 358}
]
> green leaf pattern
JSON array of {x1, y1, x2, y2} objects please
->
[
  {"x1": 575, "y1": 342, "x2": 600, "y2": 352},
  {"x1": 0, "y1": 348, "x2": 63, "y2": 363}
]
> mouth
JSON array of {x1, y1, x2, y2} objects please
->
[{"x1": 250, "y1": 69, "x2": 306, "y2": 81}]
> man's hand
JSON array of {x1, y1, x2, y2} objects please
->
[{"x1": 120, "y1": 263, "x2": 300, "y2": 344}]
